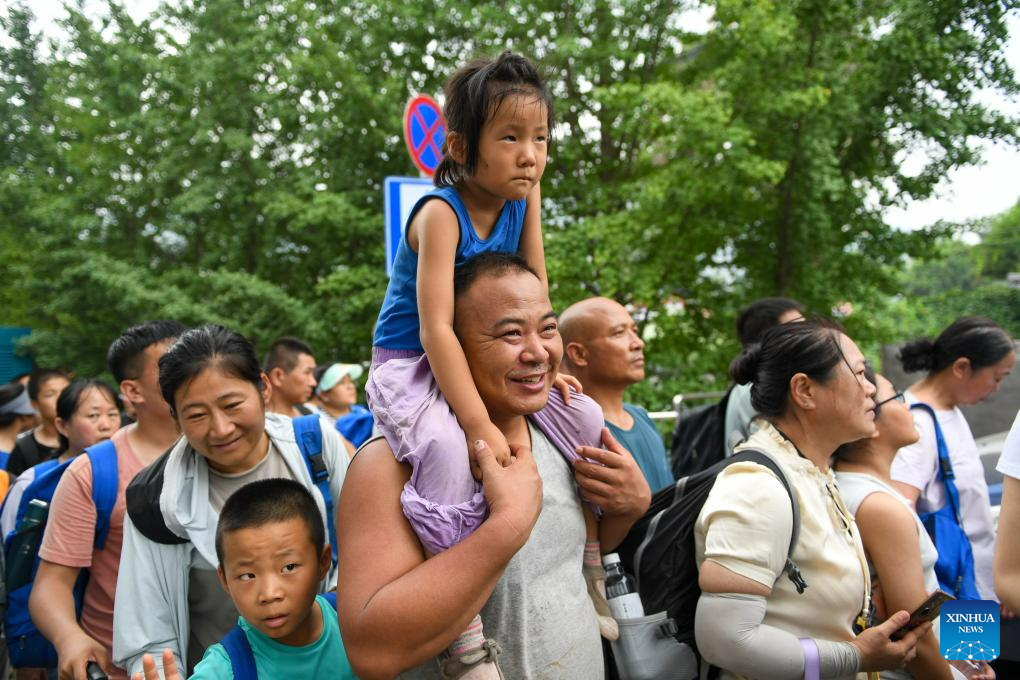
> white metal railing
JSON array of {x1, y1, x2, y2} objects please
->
[{"x1": 647, "y1": 390, "x2": 727, "y2": 422}]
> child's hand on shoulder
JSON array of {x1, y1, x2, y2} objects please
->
[
  {"x1": 553, "y1": 373, "x2": 583, "y2": 403},
  {"x1": 467, "y1": 421, "x2": 511, "y2": 479}
]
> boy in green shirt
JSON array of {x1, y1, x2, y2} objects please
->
[{"x1": 133, "y1": 479, "x2": 355, "y2": 679}]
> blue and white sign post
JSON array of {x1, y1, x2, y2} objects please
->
[
  {"x1": 384, "y1": 94, "x2": 447, "y2": 275},
  {"x1": 384, "y1": 176, "x2": 432, "y2": 275}
]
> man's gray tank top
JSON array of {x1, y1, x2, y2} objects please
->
[{"x1": 400, "y1": 423, "x2": 604, "y2": 679}]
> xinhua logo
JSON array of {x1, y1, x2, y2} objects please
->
[{"x1": 940, "y1": 599, "x2": 999, "y2": 661}]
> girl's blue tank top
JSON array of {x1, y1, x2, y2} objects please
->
[{"x1": 373, "y1": 186, "x2": 526, "y2": 351}]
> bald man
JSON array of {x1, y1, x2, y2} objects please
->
[{"x1": 559, "y1": 298, "x2": 673, "y2": 492}]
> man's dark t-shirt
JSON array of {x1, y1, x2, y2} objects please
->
[{"x1": 7, "y1": 430, "x2": 59, "y2": 477}]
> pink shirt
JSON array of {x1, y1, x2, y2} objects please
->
[{"x1": 39, "y1": 428, "x2": 146, "y2": 680}]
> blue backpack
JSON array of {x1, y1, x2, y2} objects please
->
[
  {"x1": 336, "y1": 405, "x2": 374, "y2": 450},
  {"x1": 2, "y1": 439, "x2": 119, "y2": 668},
  {"x1": 911, "y1": 403, "x2": 981, "y2": 601},
  {"x1": 220, "y1": 592, "x2": 341, "y2": 679},
  {"x1": 291, "y1": 415, "x2": 337, "y2": 565}
]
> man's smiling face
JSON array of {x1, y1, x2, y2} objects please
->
[{"x1": 454, "y1": 269, "x2": 562, "y2": 422}]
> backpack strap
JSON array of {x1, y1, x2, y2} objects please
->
[
  {"x1": 221, "y1": 625, "x2": 258, "y2": 680},
  {"x1": 910, "y1": 402, "x2": 964, "y2": 525},
  {"x1": 125, "y1": 450, "x2": 189, "y2": 545},
  {"x1": 292, "y1": 415, "x2": 337, "y2": 564},
  {"x1": 85, "y1": 439, "x2": 119, "y2": 550},
  {"x1": 16, "y1": 430, "x2": 42, "y2": 468},
  {"x1": 12, "y1": 458, "x2": 63, "y2": 533},
  {"x1": 732, "y1": 448, "x2": 808, "y2": 594}
]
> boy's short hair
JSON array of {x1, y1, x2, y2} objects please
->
[
  {"x1": 735, "y1": 297, "x2": 803, "y2": 348},
  {"x1": 262, "y1": 337, "x2": 315, "y2": 374},
  {"x1": 27, "y1": 368, "x2": 70, "y2": 401},
  {"x1": 215, "y1": 478, "x2": 325, "y2": 566},
  {"x1": 107, "y1": 320, "x2": 187, "y2": 383}
]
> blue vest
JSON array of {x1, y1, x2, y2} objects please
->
[{"x1": 373, "y1": 186, "x2": 526, "y2": 351}]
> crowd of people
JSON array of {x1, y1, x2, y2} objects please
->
[{"x1": 0, "y1": 49, "x2": 1017, "y2": 680}]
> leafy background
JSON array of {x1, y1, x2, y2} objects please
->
[{"x1": 2, "y1": 0, "x2": 1018, "y2": 407}]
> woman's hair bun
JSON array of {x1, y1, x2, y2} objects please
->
[
  {"x1": 729, "y1": 344, "x2": 762, "y2": 385},
  {"x1": 898, "y1": 338, "x2": 937, "y2": 374}
]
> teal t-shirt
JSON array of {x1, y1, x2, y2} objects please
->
[
  {"x1": 191, "y1": 595, "x2": 356, "y2": 679},
  {"x1": 606, "y1": 404, "x2": 674, "y2": 492}
]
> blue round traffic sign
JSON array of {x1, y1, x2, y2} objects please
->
[{"x1": 404, "y1": 94, "x2": 446, "y2": 176}]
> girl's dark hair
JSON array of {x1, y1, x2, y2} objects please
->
[
  {"x1": 55, "y1": 379, "x2": 121, "y2": 453},
  {"x1": 833, "y1": 364, "x2": 879, "y2": 460},
  {"x1": 159, "y1": 325, "x2": 263, "y2": 418},
  {"x1": 899, "y1": 316, "x2": 1014, "y2": 375},
  {"x1": 433, "y1": 50, "x2": 553, "y2": 188},
  {"x1": 729, "y1": 319, "x2": 848, "y2": 418}
]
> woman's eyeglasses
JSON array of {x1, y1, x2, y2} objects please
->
[{"x1": 874, "y1": 392, "x2": 905, "y2": 409}]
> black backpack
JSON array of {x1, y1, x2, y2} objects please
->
[
  {"x1": 616, "y1": 448, "x2": 806, "y2": 666},
  {"x1": 670, "y1": 387, "x2": 733, "y2": 480}
]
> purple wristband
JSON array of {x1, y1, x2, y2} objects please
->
[{"x1": 799, "y1": 638, "x2": 820, "y2": 680}]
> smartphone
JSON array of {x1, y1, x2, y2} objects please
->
[
  {"x1": 85, "y1": 661, "x2": 108, "y2": 680},
  {"x1": 890, "y1": 590, "x2": 954, "y2": 640}
]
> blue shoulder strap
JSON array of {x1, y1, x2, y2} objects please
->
[
  {"x1": 85, "y1": 439, "x2": 119, "y2": 551},
  {"x1": 910, "y1": 402, "x2": 964, "y2": 524},
  {"x1": 293, "y1": 415, "x2": 337, "y2": 564},
  {"x1": 11, "y1": 458, "x2": 65, "y2": 536},
  {"x1": 221, "y1": 596, "x2": 338, "y2": 680},
  {"x1": 221, "y1": 625, "x2": 258, "y2": 680}
]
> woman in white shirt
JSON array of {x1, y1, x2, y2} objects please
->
[
  {"x1": 835, "y1": 369, "x2": 981, "y2": 680},
  {"x1": 890, "y1": 317, "x2": 1015, "y2": 603},
  {"x1": 694, "y1": 320, "x2": 928, "y2": 680}
]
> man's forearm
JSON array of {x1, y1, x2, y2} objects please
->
[
  {"x1": 344, "y1": 515, "x2": 522, "y2": 679},
  {"x1": 29, "y1": 562, "x2": 84, "y2": 650},
  {"x1": 599, "y1": 509, "x2": 642, "y2": 552},
  {"x1": 995, "y1": 476, "x2": 1020, "y2": 612}
]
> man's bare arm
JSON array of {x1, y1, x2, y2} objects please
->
[{"x1": 337, "y1": 438, "x2": 543, "y2": 679}]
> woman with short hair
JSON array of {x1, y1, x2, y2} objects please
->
[{"x1": 112, "y1": 325, "x2": 351, "y2": 678}]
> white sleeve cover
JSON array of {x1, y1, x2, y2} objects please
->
[{"x1": 695, "y1": 592, "x2": 861, "y2": 680}]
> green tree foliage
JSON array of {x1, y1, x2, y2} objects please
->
[
  {"x1": 1, "y1": 0, "x2": 1017, "y2": 407},
  {"x1": 975, "y1": 197, "x2": 1020, "y2": 278},
  {"x1": 20, "y1": 251, "x2": 316, "y2": 377},
  {"x1": 893, "y1": 203, "x2": 1020, "y2": 344}
]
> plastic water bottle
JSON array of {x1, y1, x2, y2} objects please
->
[
  {"x1": 603, "y1": 552, "x2": 644, "y2": 620},
  {"x1": 5, "y1": 499, "x2": 49, "y2": 592}
]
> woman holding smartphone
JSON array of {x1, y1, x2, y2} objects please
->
[
  {"x1": 693, "y1": 321, "x2": 928, "y2": 680},
  {"x1": 835, "y1": 369, "x2": 987, "y2": 679}
]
